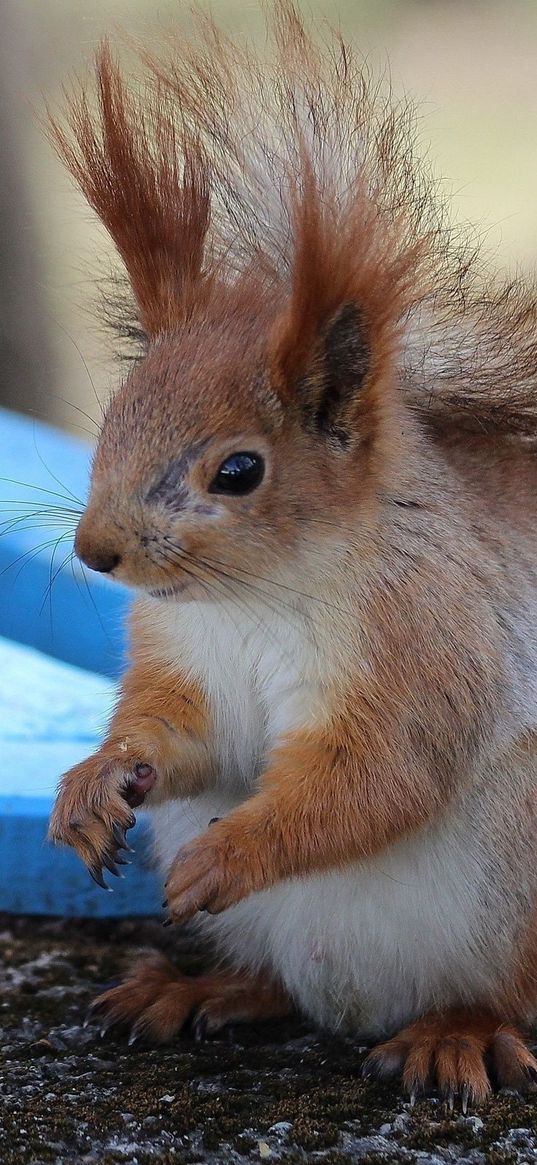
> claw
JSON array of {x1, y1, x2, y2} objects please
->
[
  {"x1": 88, "y1": 864, "x2": 111, "y2": 891},
  {"x1": 193, "y1": 1013, "x2": 208, "y2": 1042},
  {"x1": 162, "y1": 917, "x2": 173, "y2": 928},
  {"x1": 461, "y1": 1084, "x2": 469, "y2": 1115},
  {"x1": 86, "y1": 983, "x2": 120, "y2": 1020},
  {"x1": 85, "y1": 1011, "x2": 119, "y2": 1040},
  {"x1": 409, "y1": 1090, "x2": 417, "y2": 1108},
  {"x1": 112, "y1": 822, "x2": 134, "y2": 852},
  {"x1": 128, "y1": 1023, "x2": 143, "y2": 1047},
  {"x1": 97, "y1": 1012, "x2": 118, "y2": 1039},
  {"x1": 102, "y1": 854, "x2": 122, "y2": 878},
  {"x1": 446, "y1": 1090, "x2": 455, "y2": 1115}
]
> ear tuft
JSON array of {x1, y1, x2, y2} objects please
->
[
  {"x1": 267, "y1": 156, "x2": 422, "y2": 442},
  {"x1": 48, "y1": 43, "x2": 211, "y2": 337}
]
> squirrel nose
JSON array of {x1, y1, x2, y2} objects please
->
[
  {"x1": 78, "y1": 546, "x2": 121, "y2": 574},
  {"x1": 82, "y1": 548, "x2": 121, "y2": 574},
  {"x1": 75, "y1": 511, "x2": 122, "y2": 574}
]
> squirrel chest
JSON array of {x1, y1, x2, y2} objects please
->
[{"x1": 141, "y1": 594, "x2": 332, "y2": 787}]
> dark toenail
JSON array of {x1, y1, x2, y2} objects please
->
[{"x1": 194, "y1": 1014, "x2": 208, "y2": 1041}]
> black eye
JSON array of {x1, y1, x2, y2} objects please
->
[{"x1": 209, "y1": 452, "x2": 265, "y2": 495}]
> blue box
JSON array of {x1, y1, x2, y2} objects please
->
[{"x1": 0, "y1": 409, "x2": 161, "y2": 916}]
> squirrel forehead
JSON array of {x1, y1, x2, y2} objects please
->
[{"x1": 94, "y1": 326, "x2": 281, "y2": 476}]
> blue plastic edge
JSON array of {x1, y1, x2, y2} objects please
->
[
  {"x1": 0, "y1": 406, "x2": 129, "y2": 678},
  {"x1": 0, "y1": 635, "x2": 161, "y2": 918},
  {"x1": 0, "y1": 803, "x2": 161, "y2": 918}
]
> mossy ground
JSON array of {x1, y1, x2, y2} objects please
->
[{"x1": 1, "y1": 915, "x2": 536, "y2": 1165}]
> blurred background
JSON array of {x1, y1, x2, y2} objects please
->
[{"x1": 2, "y1": 0, "x2": 537, "y2": 435}]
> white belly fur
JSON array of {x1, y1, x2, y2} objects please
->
[
  {"x1": 142, "y1": 596, "x2": 518, "y2": 1037},
  {"x1": 149, "y1": 785, "x2": 512, "y2": 1038}
]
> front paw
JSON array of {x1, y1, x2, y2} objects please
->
[
  {"x1": 48, "y1": 755, "x2": 157, "y2": 889},
  {"x1": 164, "y1": 823, "x2": 262, "y2": 923}
]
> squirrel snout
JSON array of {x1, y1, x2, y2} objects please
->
[
  {"x1": 75, "y1": 519, "x2": 121, "y2": 574},
  {"x1": 80, "y1": 548, "x2": 121, "y2": 574}
]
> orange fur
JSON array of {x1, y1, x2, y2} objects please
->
[
  {"x1": 164, "y1": 721, "x2": 445, "y2": 919},
  {"x1": 91, "y1": 953, "x2": 291, "y2": 1043},
  {"x1": 48, "y1": 45, "x2": 211, "y2": 337},
  {"x1": 48, "y1": 614, "x2": 214, "y2": 871},
  {"x1": 363, "y1": 1009, "x2": 537, "y2": 1105}
]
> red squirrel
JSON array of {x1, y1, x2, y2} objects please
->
[{"x1": 48, "y1": 2, "x2": 537, "y2": 1107}]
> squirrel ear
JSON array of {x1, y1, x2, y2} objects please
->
[
  {"x1": 48, "y1": 44, "x2": 211, "y2": 338},
  {"x1": 277, "y1": 302, "x2": 370, "y2": 447}
]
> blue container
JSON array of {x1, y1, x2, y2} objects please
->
[
  {"x1": 0, "y1": 408, "x2": 161, "y2": 916},
  {"x1": 0, "y1": 635, "x2": 161, "y2": 916},
  {"x1": 0, "y1": 406, "x2": 129, "y2": 678}
]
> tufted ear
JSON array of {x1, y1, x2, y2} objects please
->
[
  {"x1": 268, "y1": 159, "x2": 418, "y2": 447},
  {"x1": 295, "y1": 303, "x2": 370, "y2": 446},
  {"x1": 48, "y1": 44, "x2": 211, "y2": 339}
]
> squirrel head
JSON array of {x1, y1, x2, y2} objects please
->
[
  {"x1": 52, "y1": 15, "x2": 428, "y2": 604},
  {"x1": 75, "y1": 287, "x2": 394, "y2": 601}
]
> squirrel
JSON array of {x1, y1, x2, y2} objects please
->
[{"x1": 48, "y1": 2, "x2": 537, "y2": 1108}]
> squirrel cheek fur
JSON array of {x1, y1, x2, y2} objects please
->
[{"x1": 48, "y1": 3, "x2": 537, "y2": 1102}]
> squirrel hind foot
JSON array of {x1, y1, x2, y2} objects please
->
[
  {"x1": 362, "y1": 1008, "x2": 537, "y2": 1111},
  {"x1": 87, "y1": 953, "x2": 292, "y2": 1045}
]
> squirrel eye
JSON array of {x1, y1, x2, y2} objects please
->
[{"x1": 209, "y1": 452, "x2": 265, "y2": 495}]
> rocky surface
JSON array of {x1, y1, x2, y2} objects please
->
[{"x1": 1, "y1": 914, "x2": 536, "y2": 1165}]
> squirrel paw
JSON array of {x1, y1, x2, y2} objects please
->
[
  {"x1": 362, "y1": 1008, "x2": 537, "y2": 1110},
  {"x1": 89, "y1": 954, "x2": 202, "y2": 1043},
  {"x1": 163, "y1": 823, "x2": 261, "y2": 923},
  {"x1": 48, "y1": 756, "x2": 157, "y2": 889},
  {"x1": 88, "y1": 954, "x2": 291, "y2": 1044}
]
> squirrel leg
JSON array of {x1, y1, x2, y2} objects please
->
[
  {"x1": 89, "y1": 953, "x2": 292, "y2": 1044},
  {"x1": 164, "y1": 724, "x2": 444, "y2": 921},
  {"x1": 49, "y1": 660, "x2": 214, "y2": 884},
  {"x1": 362, "y1": 1008, "x2": 537, "y2": 1109},
  {"x1": 191, "y1": 973, "x2": 293, "y2": 1039}
]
